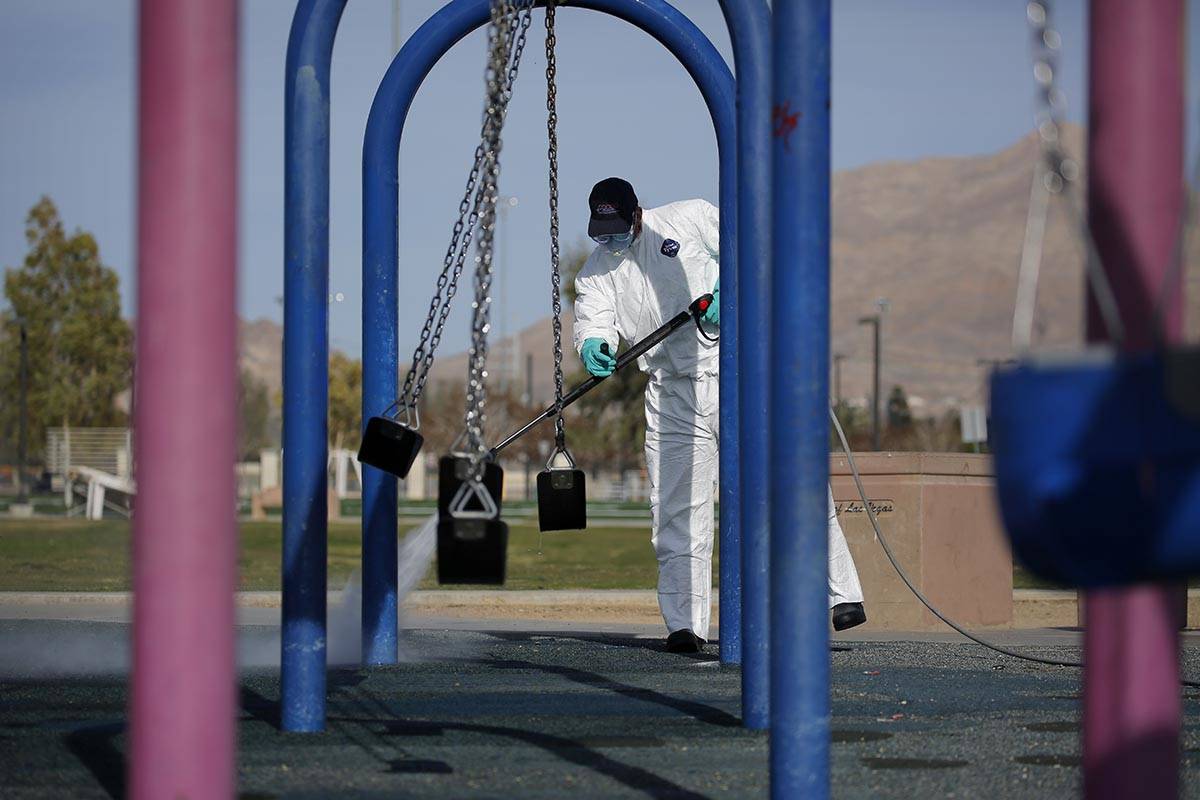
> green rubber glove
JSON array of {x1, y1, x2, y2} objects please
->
[
  {"x1": 581, "y1": 338, "x2": 616, "y2": 377},
  {"x1": 703, "y1": 278, "x2": 720, "y2": 326}
]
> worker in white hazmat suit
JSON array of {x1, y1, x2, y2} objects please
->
[{"x1": 573, "y1": 177, "x2": 866, "y2": 653}]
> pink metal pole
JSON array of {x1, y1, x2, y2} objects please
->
[
  {"x1": 1084, "y1": 2, "x2": 1185, "y2": 798},
  {"x1": 130, "y1": 1, "x2": 239, "y2": 798}
]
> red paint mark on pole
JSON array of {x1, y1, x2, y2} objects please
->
[
  {"x1": 1084, "y1": 2, "x2": 1184, "y2": 799},
  {"x1": 772, "y1": 102, "x2": 799, "y2": 152},
  {"x1": 130, "y1": 1, "x2": 238, "y2": 798}
]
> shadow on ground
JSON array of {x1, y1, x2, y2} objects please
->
[{"x1": 3, "y1": 625, "x2": 1200, "y2": 798}]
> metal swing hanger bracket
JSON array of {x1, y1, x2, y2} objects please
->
[
  {"x1": 489, "y1": 292, "x2": 715, "y2": 457},
  {"x1": 448, "y1": 476, "x2": 500, "y2": 520},
  {"x1": 378, "y1": 398, "x2": 420, "y2": 431},
  {"x1": 544, "y1": 443, "x2": 577, "y2": 471}
]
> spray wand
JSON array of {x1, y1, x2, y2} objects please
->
[{"x1": 489, "y1": 293, "x2": 715, "y2": 457}]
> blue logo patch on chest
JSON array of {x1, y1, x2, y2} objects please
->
[{"x1": 660, "y1": 239, "x2": 680, "y2": 257}]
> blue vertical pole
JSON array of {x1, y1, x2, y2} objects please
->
[
  {"x1": 282, "y1": 0, "x2": 347, "y2": 733},
  {"x1": 770, "y1": 0, "x2": 831, "y2": 796},
  {"x1": 361, "y1": 126, "x2": 402, "y2": 666},
  {"x1": 362, "y1": 1, "x2": 489, "y2": 669},
  {"x1": 717, "y1": 119, "x2": 741, "y2": 668},
  {"x1": 719, "y1": 0, "x2": 771, "y2": 724}
]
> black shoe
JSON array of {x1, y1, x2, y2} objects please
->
[
  {"x1": 831, "y1": 602, "x2": 867, "y2": 631},
  {"x1": 666, "y1": 629, "x2": 702, "y2": 653}
]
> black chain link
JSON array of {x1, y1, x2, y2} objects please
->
[
  {"x1": 545, "y1": 0, "x2": 567, "y2": 452},
  {"x1": 1020, "y1": 1, "x2": 1126, "y2": 346},
  {"x1": 1024, "y1": 1, "x2": 1198, "y2": 349},
  {"x1": 395, "y1": 0, "x2": 535, "y2": 418},
  {"x1": 412, "y1": 3, "x2": 533, "y2": 404},
  {"x1": 462, "y1": 0, "x2": 520, "y2": 479}
]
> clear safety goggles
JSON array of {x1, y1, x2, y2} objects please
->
[{"x1": 591, "y1": 229, "x2": 634, "y2": 246}]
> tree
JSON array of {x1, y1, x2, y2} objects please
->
[
  {"x1": 568, "y1": 364, "x2": 649, "y2": 473},
  {"x1": 328, "y1": 351, "x2": 362, "y2": 450},
  {"x1": 560, "y1": 240, "x2": 592, "y2": 305},
  {"x1": 886, "y1": 384, "x2": 913, "y2": 430},
  {"x1": 237, "y1": 368, "x2": 272, "y2": 460},
  {"x1": 0, "y1": 198, "x2": 132, "y2": 458},
  {"x1": 831, "y1": 399, "x2": 871, "y2": 452}
]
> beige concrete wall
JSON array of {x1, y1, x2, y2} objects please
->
[{"x1": 830, "y1": 453, "x2": 1013, "y2": 631}]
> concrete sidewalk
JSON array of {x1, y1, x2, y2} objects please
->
[
  {"x1": 0, "y1": 588, "x2": 1189, "y2": 630},
  {"x1": 6, "y1": 590, "x2": 1200, "y2": 660}
]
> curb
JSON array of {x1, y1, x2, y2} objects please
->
[
  {"x1": 4, "y1": 589, "x2": 1194, "y2": 629},
  {"x1": 0, "y1": 589, "x2": 668, "y2": 609}
]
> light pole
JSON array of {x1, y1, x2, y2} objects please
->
[
  {"x1": 16, "y1": 323, "x2": 28, "y2": 504},
  {"x1": 498, "y1": 195, "x2": 519, "y2": 389},
  {"x1": 391, "y1": 0, "x2": 402, "y2": 54},
  {"x1": 857, "y1": 315, "x2": 880, "y2": 450},
  {"x1": 523, "y1": 351, "x2": 534, "y2": 499},
  {"x1": 832, "y1": 352, "x2": 845, "y2": 405}
]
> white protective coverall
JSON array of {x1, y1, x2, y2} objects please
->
[{"x1": 573, "y1": 199, "x2": 864, "y2": 639}]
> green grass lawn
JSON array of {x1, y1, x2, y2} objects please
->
[
  {"x1": 8, "y1": 518, "x2": 1167, "y2": 594},
  {"x1": 0, "y1": 517, "x2": 686, "y2": 592},
  {"x1": 1011, "y1": 565, "x2": 1064, "y2": 591}
]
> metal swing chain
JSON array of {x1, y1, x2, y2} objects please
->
[
  {"x1": 462, "y1": 0, "x2": 518, "y2": 480},
  {"x1": 396, "y1": 1, "x2": 535, "y2": 417},
  {"x1": 545, "y1": 0, "x2": 567, "y2": 453},
  {"x1": 410, "y1": 2, "x2": 535, "y2": 407},
  {"x1": 1017, "y1": 1, "x2": 1200, "y2": 355},
  {"x1": 1012, "y1": 0, "x2": 1127, "y2": 352}
]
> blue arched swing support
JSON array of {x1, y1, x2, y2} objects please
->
[
  {"x1": 359, "y1": 0, "x2": 738, "y2": 668},
  {"x1": 285, "y1": 0, "x2": 837, "y2": 793},
  {"x1": 284, "y1": 0, "x2": 809, "y2": 761}
]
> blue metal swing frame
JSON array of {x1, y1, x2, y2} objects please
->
[
  {"x1": 283, "y1": 1, "x2": 834, "y2": 794},
  {"x1": 358, "y1": 0, "x2": 737, "y2": 671}
]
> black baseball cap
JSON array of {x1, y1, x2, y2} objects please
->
[{"x1": 588, "y1": 177, "x2": 638, "y2": 237}]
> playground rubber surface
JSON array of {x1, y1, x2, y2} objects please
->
[{"x1": 2, "y1": 620, "x2": 1200, "y2": 799}]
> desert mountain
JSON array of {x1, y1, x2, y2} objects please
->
[
  {"x1": 828, "y1": 126, "x2": 1089, "y2": 414},
  {"x1": 433, "y1": 126, "x2": 1095, "y2": 414},
  {"x1": 239, "y1": 317, "x2": 284, "y2": 397},
  {"x1": 246, "y1": 125, "x2": 1199, "y2": 417},
  {"x1": 434, "y1": 126, "x2": 1200, "y2": 412}
]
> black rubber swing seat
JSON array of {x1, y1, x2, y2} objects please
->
[
  {"x1": 990, "y1": 348, "x2": 1200, "y2": 588},
  {"x1": 357, "y1": 416, "x2": 424, "y2": 479},
  {"x1": 437, "y1": 516, "x2": 507, "y2": 585},
  {"x1": 536, "y1": 466, "x2": 587, "y2": 531},
  {"x1": 435, "y1": 453, "x2": 507, "y2": 586}
]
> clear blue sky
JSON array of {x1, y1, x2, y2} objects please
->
[{"x1": 1, "y1": 1, "x2": 1196, "y2": 357}]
